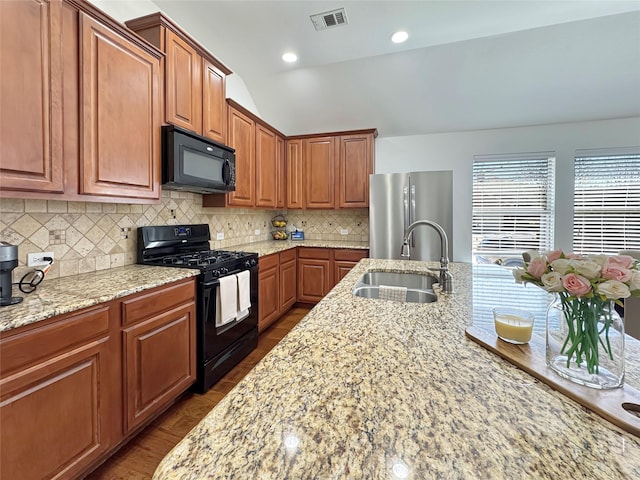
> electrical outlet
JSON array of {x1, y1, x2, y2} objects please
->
[
  {"x1": 254, "y1": 229, "x2": 261, "y2": 235},
  {"x1": 216, "y1": 232, "x2": 224, "y2": 240},
  {"x1": 27, "y1": 251, "x2": 54, "y2": 267},
  {"x1": 340, "y1": 229, "x2": 349, "y2": 235}
]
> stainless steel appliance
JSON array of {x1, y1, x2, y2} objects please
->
[
  {"x1": 162, "y1": 125, "x2": 236, "y2": 194},
  {"x1": 137, "y1": 224, "x2": 258, "y2": 393},
  {"x1": 0, "y1": 242, "x2": 22, "y2": 306},
  {"x1": 370, "y1": 171, "x2": 453, "y2": 261}
]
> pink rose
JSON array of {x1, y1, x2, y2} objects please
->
[
  {"x1": 601, "y1": 261, "x2": 632, "y2": 282},
  {"x1": 546, "y1": 250, "x2": 563, "y2": 262},
  {"x1": 562, "y1": 273, "x2": 592, "y2": 297},
  {"x1": 526, "y1": 257, "x2": 547, "y2": 278},
  {"x1": 566, "y1": 253, "x2": 583, "y2": 260},
  {"x1": 607, "y1": 255, "x2": 635, "y2": 269}
]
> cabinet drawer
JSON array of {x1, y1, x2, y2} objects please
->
[
  {"x1": 0, "y1": 305, "x2": 111, "y2": 376},
  {"x1": 121, "y1": 279, "x2": 195, "y2": 326},
  {"x1": 259, "y1": 252, "x2": 279, "y2": 270},
  {"x1": 298, "y1": 247, "x2": 331, "y2": 260},
  {"x1": 333, "y1": 249, "x2": 368, "y2": 261},
  {"x1": 279, "y1": 248, "x2": 297, "y2": 264}
]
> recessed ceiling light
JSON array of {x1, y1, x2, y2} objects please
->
[
  {"x1": 391, "y1": 31, "x2": 409, "y2": 44},
  {"x1": 282, "y1": 52, "x2": 298, "y2": 63}
]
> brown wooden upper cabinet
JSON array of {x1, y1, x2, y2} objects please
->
[
  {"x1": 1, "y1": 0, "x2": 163, "y2": 203},
  {"x1": 227, "y1": 105, "x2": 255, "y2": 207},
  {"x1": 0, "y1": 0, "x2": 64, "y2": 194},
  {"x1": 286, "y1": 139, "x2": 304, "y2": 209},
  {"x1": 287, "y1": 130, "x2": 377, "y2": 209},
  {"x1": 126, "y1": 12, "x2": 230, "y2": 145},
  {"x1": 203, "y1": 100, "x2": 286, "y2": 209}
]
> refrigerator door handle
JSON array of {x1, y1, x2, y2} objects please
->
[
  {"x1": 403, "y1": 185, "x2": 410, "y2": 235},
  {"x1": 410, "y1": 184, "x2": 416, "y2": 247}
]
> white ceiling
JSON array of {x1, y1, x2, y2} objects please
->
[{"x1": 147, "y1": 1, "x2": 640, "y2": 137}]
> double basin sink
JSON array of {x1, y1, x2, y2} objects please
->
[{"x1": 352, "y1": 271, "x2": 438, "y2": 303}]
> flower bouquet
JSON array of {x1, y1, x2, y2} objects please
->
[{"x1": 513, "y1": 250, "x2": 640, "y2": 389}]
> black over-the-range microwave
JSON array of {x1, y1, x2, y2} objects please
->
[{"x1": 162, "y1": 124, "x2": 236, "y2": 194}]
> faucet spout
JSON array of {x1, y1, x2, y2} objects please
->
[{"x1": 401, "y1": 220, "x2": 453, "y2": 293}]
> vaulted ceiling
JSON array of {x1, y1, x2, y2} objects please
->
[{"x1": 140, "y1": 1, "x2": 640, "y2": 137}]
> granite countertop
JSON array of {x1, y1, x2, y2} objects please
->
[
  {"x1": 232, "y1": 239, "x2": 369, "y2": 257},
  {"x1": 153, "y1": 259, "x2": 640, "y2": 479},
  {"x1": 0, "y1": 240, "x2": 367, "y2": 333},
  {"x1": 0, "y1": 265, "x2": 199, "y2": 333}
]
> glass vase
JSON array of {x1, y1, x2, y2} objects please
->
[{"x1": 546, "y1": 293, "x2": 625, "y2": 389}]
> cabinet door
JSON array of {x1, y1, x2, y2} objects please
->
[
  {"x1": 286, "y1": 139, "x2": 303, "y2": 209},
  {"x1": 304, "y1": 136, "x2": 335, "y2": 208},
  {"x1": 255, "y1": 124, "x2": 278, "y2": 208},
  {"x1": 165, "y1": 29, "x2": 202, "y2": 133},
  {"x1": 202, "y1": 59, "x2": 226, "y2": 144},
  {"x1": 298, "y1": 258, "x2": 332, "y2": 303},
  {"x1": 337, "y1": 133, "x2": 374, "y2": 208},
  {"x1": 0, "y1": 0, "x2": 64, "y2": 193},
  {"x1": 0, "y1": 306, "x2": 113, "y2": 480},
  {"x1": 79, "y1": 14, "x2": 161, "y2": 200},
  {"x1": 333, "y1": 261, "x2": 358, "y2": 286},
  {"x1": 258, "y1": 254, "x2": 279, "y2": 332},
  {"x1": 280, "y1": 256, "x2": 297, "y2": 313},
  {"x1": 122, "y1": 303, "x2": 196, "y2": 432},
  {"x1": 227, "y1": 106, "x2": 255, "y2": 206},
  {"x1": 276, "y1": 134, "x2": 286, "y2": 209}
]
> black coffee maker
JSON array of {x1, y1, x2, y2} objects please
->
[{"x1": 0, "y1": 242, "x2": 23, "y2": 306}]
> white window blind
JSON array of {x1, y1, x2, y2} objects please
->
[
  {"x1": 573, "y1": 150, "x2": 640, "y2": 255},
  {"x1": 472, "y1": 153, "x2": 555, "y2": 264}
]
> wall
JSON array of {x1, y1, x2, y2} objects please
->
[
  {"x1": 375, "y1": 117, "x2": 640, "y2": 262},
  {"x1": 0, "y1": 194, "x2": 367, "y2": 281}
]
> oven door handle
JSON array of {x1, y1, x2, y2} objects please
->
[{"x1": 203, "y1": 280, "x2": 220, "y2": 288}]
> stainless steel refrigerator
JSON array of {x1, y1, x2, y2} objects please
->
[{"x1": 369, "y1": 171, "x2": 453, "y2": 261}]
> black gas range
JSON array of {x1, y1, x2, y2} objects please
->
[{"x1": 137, "y1": 224, "x2": 259, "y2": 393}]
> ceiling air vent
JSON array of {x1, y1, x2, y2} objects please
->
[{"x1": 310, "y1": 8, "x2": 348, "y2": 31}]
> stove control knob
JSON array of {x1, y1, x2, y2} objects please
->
[{"x1": 220, "y1": 267, "x2": 228, "y2": 275}]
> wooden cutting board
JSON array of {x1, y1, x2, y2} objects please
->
[{"x1": 465, "y1": 325, "x2": 640, "y2": 437}]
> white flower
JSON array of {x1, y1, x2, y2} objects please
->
[
  {"x1": 572, "y1": 260, "x2": 602, "y2": 279},
  {"x1": 629, "y1": 270, "x2": 640, "y2": 292},
  {"x1": 550, "y1": 258, "x2": 572, "y2": 275},
  {"x1": 541, "y1": 272, "x2": 564, "y2": 292},
  {"x1": 513, "y1": 268, "x2": 526, "y2": 283},
  {"x1": 597, "y1": 280, "x2": 631, "y2": 300},
  {"x1": 586, "y1": 255, "x2": 609, "y2": 268}
]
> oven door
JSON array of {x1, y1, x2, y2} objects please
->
[{"x1": 199, "y1": 266, "x2": 258, "y2": 363}]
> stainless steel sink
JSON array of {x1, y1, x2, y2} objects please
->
[
  {"x1": 352, "y1": 271, "x2": 438, "y2": 303},
  {"x1": 358, "y1": 271, "x2": 437, "y2": 289}
]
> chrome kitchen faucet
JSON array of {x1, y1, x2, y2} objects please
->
[{"x1": 401, "y1": 220, "x2": 454, "y2": 293}]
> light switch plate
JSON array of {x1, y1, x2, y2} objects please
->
[
  {"x1": 254, "y1": 229, "x2": 261, "y2": 235},
  {"x1": 340, "y1": 229, "x2": 349, "y2": 235},
  {"x1": 216, "y1": 232, "x2": 224, "y2": 240}
]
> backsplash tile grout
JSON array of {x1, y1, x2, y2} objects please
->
[{"x1": 1, "y1": 191, "x2": 368, "y2": 280}]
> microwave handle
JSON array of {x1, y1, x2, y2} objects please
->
[{"x1": 222, "y1": 159, "x2": 231, "y2": 185}]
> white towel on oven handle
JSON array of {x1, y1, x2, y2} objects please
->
[
  {"x1": 216, "y1": 274, "x2": 238, "y2": 327},
  {"x1": 236, "y1": 270, "x2": 251, "y2": 320}
]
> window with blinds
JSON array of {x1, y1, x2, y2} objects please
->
[
  {"x1": 573, "y1": 150, "x2": 640, "y2": 255},
  {"x1": 472, "y1": 153, "x2": 555, "y2": 264}
]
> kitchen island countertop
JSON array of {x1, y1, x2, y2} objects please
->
[{"x1": 152, "y1": 259, "x2": 640, "y2": 479}]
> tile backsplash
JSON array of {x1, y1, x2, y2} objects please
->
[{"x1": 0, "y1": 191, "x2": 368, "y2": 280}]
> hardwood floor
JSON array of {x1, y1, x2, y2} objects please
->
[{"x1": 85, "y1": 306, "x2": 310, "y2": 480}]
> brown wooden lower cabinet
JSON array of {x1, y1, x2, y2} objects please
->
[
  {"x1": 0, "y1": 305, "x2": 115, "y2": 480},
  {"x1": 333, "y1": 249, "x2": 369, "y2": 287},
  {"x1": 0, "y1": 277, "x2": 196, "y2": 480},
  {"x1": 297, "y1": 247, "x2": 332, "y2": 303},
  {"x1": 259, "y1": 248, "x2": 297, "y2": 332},
  {"x1": 121, "y1": 280, "x2": 196, "y2": 433}
]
